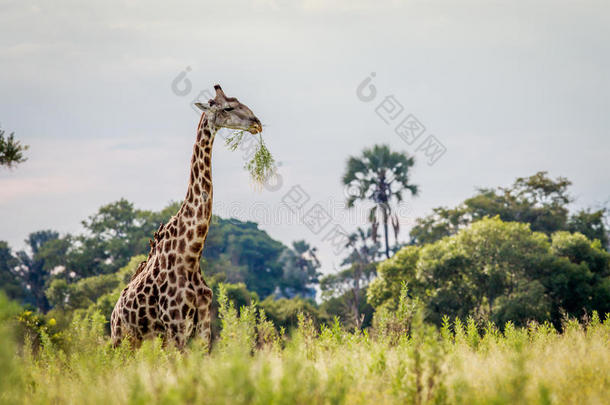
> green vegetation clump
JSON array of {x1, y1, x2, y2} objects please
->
[
  {"x1": 1, "y1": 288, "x2": 609, "y2": 404},
  {"x1": 368, "y1": 217, "x2": 610, "y2": 328},
  {"x1": 225, "y1": 130, "x2": 275, "y2": 184},
  {"x1": 0, "y1": 128, "x2": 29, "y2": 168}
]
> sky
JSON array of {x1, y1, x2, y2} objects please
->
[{"x1": 1, "y1": 0, "x2": 609, "y2": 274}]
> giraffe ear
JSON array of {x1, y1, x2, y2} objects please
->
[
  {"x1": 194, "y1": 102, "x2": 210, "y2": 111},
  {"x1": 214, "y1": 84, "x2": 228, "y2": 102}
]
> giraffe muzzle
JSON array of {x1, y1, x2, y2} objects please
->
[{"x1": 249, "y1": 122, "x2": 263, "y2": 134}]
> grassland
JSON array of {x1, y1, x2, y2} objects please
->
[{"x1": 1, "y1": 290, "x2": 609, "y2": 405}]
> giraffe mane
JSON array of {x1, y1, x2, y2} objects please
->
[{"x1": 130, "y1": 260, "x2": 147, "y2": 281}]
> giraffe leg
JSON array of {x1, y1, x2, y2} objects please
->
[
  {"x1": 167, "y1": 323, "x2": 187, "y2": 350},
  {"x1": 195, "y1": 307, "x2": 211, "y2": 350},
  {"x1": 110, "y1": 309, "x2": 121, "y2": 348},
  {"x1": 112, "y1": 311, "x2": 141, "y2": 349},
  {"x1": 195, "y1": 286, "x2": 213, "y2": 351}
]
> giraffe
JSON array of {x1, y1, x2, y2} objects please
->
[{"x1": 110, "y1": 85, "x2": 263, "y2": 349}]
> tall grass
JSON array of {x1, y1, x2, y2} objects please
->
[{"x1": 1, "y1": 289, "x2": 609, "y2": 405}]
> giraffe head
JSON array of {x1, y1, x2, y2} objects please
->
[{"x1": 194, "y1": 85, "x2": 262, "y2": 134}]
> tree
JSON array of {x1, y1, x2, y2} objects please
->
[
  {"x1": 471, "y1": 171, "x2": 572, "y2": 234},
  {"x1": 568, "y1": 208, "x2": 609, "y2": 249},
  {"x1": 14, "y1": 231, "x2": 61, "y2": 311},
  {"x1": 371, "y1": 217, "x2": 610, "y2": 327},
  {"x1": 67, "y1": 200, "x2": 180, "y2": 278},
  {"x1": 202, "y1": 217, "x2": 287, "y2": 298},
  {"x1": 45, "y1": 273, "x2": 120, "y2": 311},
  {"x1": 0, "y1": 241, "x2": 24, "y2": 300},
  {"x1": 77, "y1": 199, "x2": 150, "y2": 274},
  {"x1": 413, "y1": 218, "x2": 552, "y2": 326},
  {"x1": 259, "y1": 296, "x2": 326, "y2": 331},
  {"x1": 367, "y1": 245, "x2": 421, "y2": 311},
  {"x1": 409, "y1": 172, "x2": 600, "y2": 245},
  {"x1": 343, "y1": 144, "x2": 418, "y2": 258},
  {"x1": 545, "y1": 232, "x2": 610, "y2": 321},
  {"x1": 45, "y1": 255, "x2": 143, "y2": 332},
  {"x1": 409, "y1": 206, "x2": 470, "y2": 245},
  {"x1": 0, "y1": 128, "x2": 28, "y2": 168},
  {"x1": 277, "y1": 241, "x2": 321, "y2": 299},
  {"x1": 320, "y1": 227, "x2": 379, "y2": 328}
]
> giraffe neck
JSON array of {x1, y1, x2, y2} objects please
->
[{"x1": 175, "y1": 113, "x2": 216, "y2": 261}]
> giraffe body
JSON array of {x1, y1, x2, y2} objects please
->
[{"x1": 111, "y1": 85, "x2": 262, "y2": 349}]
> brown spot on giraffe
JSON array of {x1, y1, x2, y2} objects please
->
[
  {"x1": 185, "y1": 255, "x2": 197, "y2": 266},
  {"x1": 196, "y1": 224, "x2": 207, "y2": 237},
  {"x1": 182, "y1": 205, "x2": 191, "y2": 218},
  {"x1": 168, "y1": 253, "x2": 176, "y2": 268},
  {"x1": 190, "y1": 242, "x2": 202, "y2": 253}
]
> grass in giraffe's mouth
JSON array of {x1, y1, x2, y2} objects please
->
[{"x1": 225, "y1": 130, "x2": 276, "y2": 184}]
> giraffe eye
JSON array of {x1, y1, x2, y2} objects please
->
[{"x1": 223, "y1": 107, "x2": 234, "y2": 112}]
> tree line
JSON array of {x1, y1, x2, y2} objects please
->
[{"x1": 1, "y1": 143, "x2": 609, "y2": 333}]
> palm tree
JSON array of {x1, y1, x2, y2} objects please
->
[{"x1": 342, "y1": 144, "x2": 418, "y2": 258}]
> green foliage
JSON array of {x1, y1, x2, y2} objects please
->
[
  {"x1": 259, "y1": 296, "x2": 326, "y2": 332},
  {"x1": 216, "y1": 283, "x2": 257, "y2": 353},
  {"x1": 224, "y1": 129, "x2": 247, "y2": 151},
  {"x1": 5, "y1": 230, "x2": 63, "y2": 311},
  {"x1": 244, "y1": 134, "x2": 275, "y2": 184},
  {"x1": 1, "y1": 200, "x2": 316, "y2": 312},
  {"x1": 0, "y1": 292, "x2": 24, "y2": 404},
  {"x1": 72, "y1": 199, "x2": 179, "y2": 277},
  {"x1": 0, "y1": 128, "x2": 28, "y2": 168},
  {"x1": 216, "y1": 283, "x2": 281, "y2": 353},
  {"x1": 203, "y1": 216, "x2": 288, "y2": 298},
  {"x1": 320, "y1": 226, "x2": 379, "y2": 329},
  {"x1": 545, "y1": 232, "x2": 610, "y2": 320},
  {"x1": 409, "y1": 206, "x2": 470, "y2": 245},
  {"x1": 2, "y1": 292, "x2": 608, "y2": 404},
  {"x1": 276, "y1": 240, "x2": 321, "y2": 299},
  {"x1": 367, "y1": 245, "x2": 420, "y2": 309},
  {"x1": 16, "y1": 308, "x2": 63, "y2": 349},
  {"x1": 44, "y1": 256, "x2": 143, "y2": 333},
  {"x1": 568, "y1": 208, "x2": 609, "y2": 248},
  {"x1": 371, "y1": 217, "x2": 610, "y2": 327},
  {"x1": 410, "y1": 171, "x2": 608, "y2": 246},
  {"x1": 0, "y1": 240, "x2": 22, "y2": 301},
  {"x1": 320, "y1": 263, "x2": 375, "y2": 299},
  {"x1": 226, "y1": 130, "x2": 276, "y2": 184},
  {"x1": 319, "y1": 286, "x2": 375, "y2": 330},
  {"x1": 372, "y1": 282, "x2": 424, "y2": 345},
  {"x1": 46, "y1": 274, "x2": 120, "y2": 311}
]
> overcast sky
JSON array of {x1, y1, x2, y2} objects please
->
[{"x1": 1, "y1": 0, "x2": 609, "y2": 273}]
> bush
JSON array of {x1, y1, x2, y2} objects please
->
[{"x1": 0, "y1": 293, "x2": 609, "y2": 404}]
